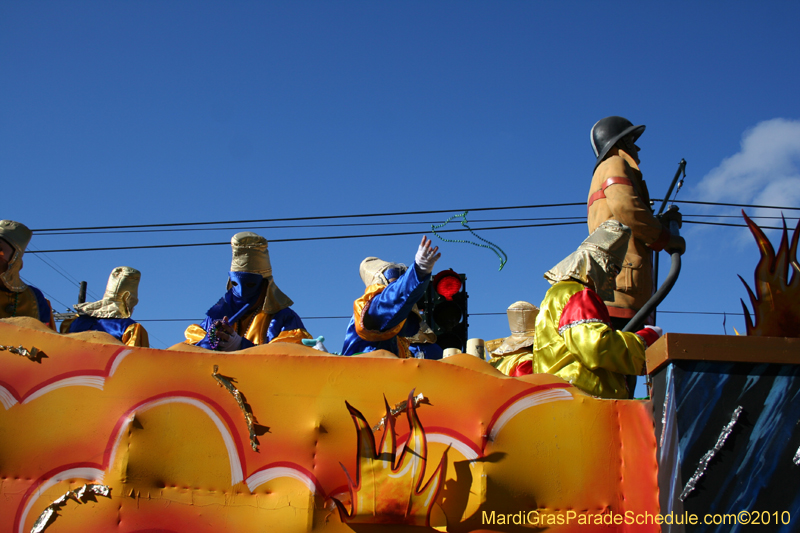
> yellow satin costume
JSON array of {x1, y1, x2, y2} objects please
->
[{"x1": 531, "y1": 281, "x2": 647, "y2": 399}]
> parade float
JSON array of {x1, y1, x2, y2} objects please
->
[{"x1": 1, "y1": 213, "x2": 798, "y2": 533}]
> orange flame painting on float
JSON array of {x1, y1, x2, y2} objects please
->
[
  {"x1": 332, "y1": 390, "x2": 447, "y2": 526},
  {"x1": 0, "y1": 317, "x2": 661, "y2": 533},
  {"x1": 739, "y1": 211, "x2": 800, "y2": 337}
]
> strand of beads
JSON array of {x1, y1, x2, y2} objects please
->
[{"x1": 208, "y1": 323, "x2": 220, "y2": 350}]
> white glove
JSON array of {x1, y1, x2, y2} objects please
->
[
  {"x1": 218, "y1": 330, "x2": 243, "y2": 351},
  {"x1": 414, "y1": 236, "x2": 441, "y2": 276},
  {"x1": 644, "y1": 325, "x2": 664, "y2": 337}
]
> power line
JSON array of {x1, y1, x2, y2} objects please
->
[
  {"x1": 20, "y1": 276, "x2": 72, "y2": 312},
  {"x1": 23, "y1": 199, "x2": 800, "y2": 240},
  {"x1": 31, "y1": 199, "x2": 800, "y2": 234},
  {"x1": 33, "y1": 216, "x2": 587, "y2": 236},
  {"x1": 25, "y1": 244, "x2": 103, "y2": 301},
  {"x1": 684, "y1": 220, "x2": 791, "y2": 231},
  {"x1": 658, "y1": 310, "x2": 744, "y2": 316},
  {"x1": 25, "y1": 215, "x2": 797, "y2": 254},
  {"x1": 29, "y1": 213, "x2": 800, "y2": 241},
  {"x1": 32, "y1": 203, "x2": 586, "y2": 233},
  {"x1": 133, "y1": 309, "x2": 744, "y2": 322},
  {"x1": 33, "y1": 213, "x2": 798, "y2": 237},
  {"x1": 684, "y1": 215, "x2": 799, "y2": 220},
  {"x1": 26, "y1": 221, "x2": 586, "y2": 254},
  {"x1": 657, "y1": 199, "x2": 800, "y2": 211}
]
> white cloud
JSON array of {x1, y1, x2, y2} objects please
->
[{"x1": 695, "y1": 118, "x2": 800, "y2": 207}]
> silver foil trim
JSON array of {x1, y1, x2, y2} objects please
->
[
  {"x1": 557, "y1": 318, "x2": 609, "y2": 337},
  {"x1": 0, "y1": 344, "x2": 46, "y2": 362},
  {"x1": 372, "y1": 393, "x2": 428, "y2": 432},
  {"x1": 794, "y1": 445, "x2": 800, "y2": 466},
  {"x1": 31, "y1": 484, "x2": 111, "y2": 533},
  {"x1": 212, "y1": 365, "x2": 260, "y2": 452},
  {"x1": 659, "y1": 377, "x2": 671, "y2": 449},
  {"x1": 679, "y1": 406, "x2": 743, "y2": 501}
]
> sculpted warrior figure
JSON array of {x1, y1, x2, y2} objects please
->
[{"x1": 588, "y1": 116, "x2": 685, "y2": 330}]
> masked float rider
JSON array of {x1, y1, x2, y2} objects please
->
[
  {"x1": 588, "y1": 116, "x2": 686, "y2": 330},
  {"x1": 486, "y1": 301, "x2": 539, "y2": 376},
  {"x1": 341, "y1": 236, "x2": 441, "y2": 358},
  {"x1": 0, "y1": 220, "x2": 55, "y2": 328},
  {"x1": 60, "y1": 267, "x2": 149, "y2": 347},
  {"x1": 185, "y1": 232, "x2": 310, "y2": 351},
  {"x1": 510, "y1": 220, "x2": 664, "y2": 399}
]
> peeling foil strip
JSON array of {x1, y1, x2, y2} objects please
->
[
  {"x1": 372, "y1": 393, "x2": 429, "y2": 432},
  {"x1": 794, "y1": 445, "x2": 800, "y2": 466},
  {"x1": 0, "y1": 344, "x2": 46, "y2": 362},
  {"x1": 659, "y1": 377, "x2": 672, "y2": 449},
  {"x1": 212, "y1": 365, "x2": 260, "y2": 451},
  {"x1": 680, "y1": 406, "x2": 743, "y2": 501},
  {"x1": 31, "y1": 484, "x2": 111, "y2": 533}
]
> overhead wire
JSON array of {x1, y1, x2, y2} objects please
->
[
  {"x1": 33, "y1": 216, "x2": 588, "y2": 236},
  {"x1": 30, "y1": 198, "x2": 800, "y2": 235},
  {"x1": 20, "y1": 276, "x2": 72, "y2": 312},
  {"x1": 30, "y1": 212, "x2": 799, "y2": 238},
  {"x1": 134, "y1": 309, "x2": 745, "y2": 322},
  {"x1": 27, "y1": 220, "x2": 588, "y2": 253},
  {"x1": 24, "y1": 197, "x2": 792, "y2": 326},
  {"x1": 31, "y1": 202, "x2": 586, "y2": 233},
  {"x1": 25, "y1": 217, "x2": 799, "y2": 254},
  {"x1": 654, "y1": 199, "x2": 800, "y2": 211},
  {"x1": 25, "y1": 244, "x2": 103, "y2": 301},
  {"x1": 683, "y1": 220, "x2": 794, "y2": 230}
]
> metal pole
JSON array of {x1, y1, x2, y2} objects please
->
[
  {"x1": 652, "y1": 158, "x2": 687, "y2": 325},
  {"x1": 78, "y1": 281, "x2": 87, "y2": 304},
  {"x1": 657, "y1": 159, "x2": 687, "y2": 216}
]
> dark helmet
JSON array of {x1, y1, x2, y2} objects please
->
[{"x1": 590, "y1": 116, "x2": 645, "y2": 168}]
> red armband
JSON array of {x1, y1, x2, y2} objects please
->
[{"x1": 587, "y1": 176, "x2": 634, "y2": 211}]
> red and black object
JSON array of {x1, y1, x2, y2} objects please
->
[{"x1": 420, "y1": 269, "x2": 468, "y2": 352}]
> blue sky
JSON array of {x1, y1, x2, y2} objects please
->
[{"x1": 2, "y1": 3, "x2": 799, "y2": 393}]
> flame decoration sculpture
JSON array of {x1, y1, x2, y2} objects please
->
[
  {"x1": 739, "y1": 211, "x2": 800, "y2": 337},
  {"x1": 333, "y1": 390, "x2": 448, "y2": 526}
]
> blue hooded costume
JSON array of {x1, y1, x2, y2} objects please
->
[
  {"x1": 184, "y1": 232, "x2": 309, "y2": 351},
  {"x1": 341, "y1": 257, "x2": 442, "y2": 359}
]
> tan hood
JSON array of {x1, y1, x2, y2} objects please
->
[
  {"x1": 0, "y1": 220, "x2": 32, "y2": 293},
  {"x1": 229, "y1": 232, "x2": 293, "y2": 314},
  {"x1": 359, "y1": 257, "x2": 407, "y2": 288},
  {"x1": 544, "y1": 220, "x2": 630, "y2": 302},
  {"x1": 487, "y1": 301, "x2": 539, "y2": 356},
  {"x1": 74, "y1": 267, "x2": 141, "y2": 319}
]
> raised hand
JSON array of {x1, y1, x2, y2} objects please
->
[{"x1": 414, "y1": 236, "x2": 441, "y2": 276}]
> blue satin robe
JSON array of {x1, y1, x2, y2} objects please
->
[
  {"x1": 196, "y1": 306, "x2": 306, "y2": 350},
  {"x1": 341, "y1": 265, "x2": 430, "y2": 356},
  {"x1": 66, "y1": 316, "x2": 138, "y2": 340}
]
